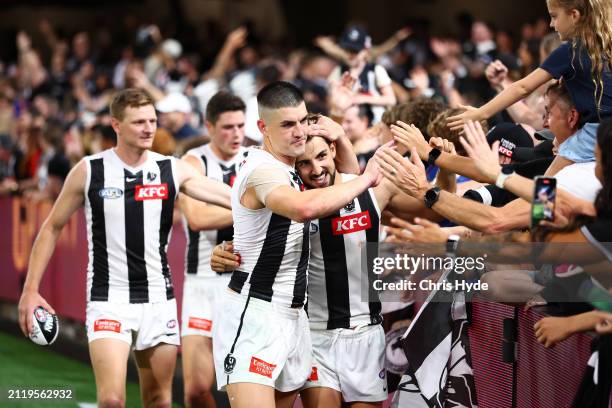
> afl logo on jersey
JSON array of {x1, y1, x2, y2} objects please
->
[
  {"x1": 98, "y1": 187, "x2": 124, "y2": 199},
  {"x1": 135, "y1": 183, "x2": 169, "y2": 200},
  {"x1": 309, "y1": 222, "x2": 319, "y2": 236}
]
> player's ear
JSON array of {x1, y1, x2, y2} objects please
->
[
  {"x1": 257, "y1": 119, "x2": 266, "y2": 135},
  {"x1": 110, "y1": 117, "x2": 120, "y2": 135},
  {"x1": 205, "y1": 120, "x2": 214, "y2": 135},
  {"x1": 329, "y1": 141, "x2": 337, "y2": 159}
]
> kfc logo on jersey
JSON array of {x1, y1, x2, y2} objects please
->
[
  {"x1": 94, "y1": 319, "x2": 121, "y2": 333},
  {"x1": 332, "y1": 211, "x2": 372, "y2": 235},
  {"x1": 135, "y1": 183, "x2": 168, "y2": 200},
  {"x1": 249, "y1": 356, "x2": 277, "y2": 378}
]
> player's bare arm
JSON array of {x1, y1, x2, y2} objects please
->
[
  {"x1": 179, "y1": 154, "x2": 233, "y2": 231},
  {"x1": 177, "y1": 159, "x2": 232, "y2": 209},
  {"x1": 257, "y1": 157, "x2": 380, "y2": 222},
  {"x1": 18, "y1": 160, "x2": 87, "y2": 336}
]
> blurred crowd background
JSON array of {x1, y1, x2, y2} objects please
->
[{"x1": 0, "y1": 0, "x2": 554, "y2": 201}]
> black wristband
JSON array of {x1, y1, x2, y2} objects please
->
[{"x1": 427, "y1": 148, "x2": 442, "y2": 166}]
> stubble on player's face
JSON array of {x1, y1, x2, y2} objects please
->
[
  {"x1": 296, "y1": 136, "x2": 337, "y2": 189},
  {"x1": 114, "y1": 105, "x2": 157, "y2": 150},
  {"x1": 262, "y1": 102, "x2": 309, "y2": 158}
]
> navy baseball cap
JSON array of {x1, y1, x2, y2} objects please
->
[
  {"x1": 339, "y1": 26, "x2": 371, "y2": 53},
  {"x1": 486, "y1": 123, "x2": 534, "y2": 159}
]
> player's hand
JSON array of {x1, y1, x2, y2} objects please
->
[
  {"x1": 375, "y1": 146, "x2": 429, "y2": 199},
  {"x1": 384, "y1": 216, "x2": 449, "y2": 244},
  {"x1": 460, "y1": 120, "x2": 501, "y2": 183},
  {"x1": 533, "y1": 316, "x2": 573, "y2": 348},
  {"x1": 18, "y1": 289, "x2": 55, "y2": 337},
  {"x1": 307, "y1": 114, "x2": 345, "y2": 142},
  {"x1": 210, "y1": 241, "x2": 240, "y2": 273},
  {"x1": 390, "y1": 121, "x2": 430, "y2": 158}
]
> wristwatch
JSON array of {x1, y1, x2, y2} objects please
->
[
  {"x1": 495, "y1": 166, "x2": 515, "y2": 189},
  {"x1": 424, "y1": 187, "x2": 441, "y2": 208},
  {"x1": 427, "y1": 148, "x2": 442, "y2": 166}
]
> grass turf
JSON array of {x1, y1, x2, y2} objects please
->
[{"x1": 0, "y1": 331, "x2": 143, "y2": 407}]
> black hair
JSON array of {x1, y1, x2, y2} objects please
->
[
  {"x1": 205, "y1": 91, "x2": 246, "y2": 125},
  {"x1": 257, "y1": 81, "x2": 304, "y2": 110},
  {"x1": 356, "y1": 104, "x2": 374, "y2": 127}
]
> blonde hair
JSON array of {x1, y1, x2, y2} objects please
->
[
  {"x1": 110, "y1": 88, "x2": 155, "y2": 120},
  {"x1": 547, "y1": 0, "x2": 612, "y2": 116}
]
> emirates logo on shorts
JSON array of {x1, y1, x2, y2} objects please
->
[
  {"x1": 135, "y1": 183, "x2": 168, "y2": 200},
  {"x1": 249, "y1": 356, "x2": 276, "y2": 378},
  {"x1": 308, "y1": 367, "x2": 319, "y2": 381},
  {"x1": 332, "y1": 211, "x2": 372, "y2": 235},
  {"x1": 188, "y1": 317, "x2": 212, "y2": 331},
  {"x1": 94, "y1": 319, "x2": 121, "y2": 333}
]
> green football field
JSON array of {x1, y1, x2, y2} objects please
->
[{"x1": 0, "y1": 331, "x2": 148, "y2": 407}]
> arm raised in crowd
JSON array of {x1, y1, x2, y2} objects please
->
[
  {"x1": 485, "y1": 60, "x2": 545, "y2": 129},
  {"x1": 447, "y1": 68, "x2": 552, "y2": 131},
  {"x1": 390, "y1": 121, "x2": 492, "y2": 183},
  {"x1": 375, "y1": 146, "x2": 530, "y2": 234},
  {"x1": 459, "y1": 120, "x2": 596, "y2": 219},
  {"x1": 204, "y1": 26, "x2": 248, "y2": 81}
]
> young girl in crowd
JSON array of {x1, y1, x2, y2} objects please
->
[{"x1": 448, "y1": 0, "x2": 612, "y2": 174}]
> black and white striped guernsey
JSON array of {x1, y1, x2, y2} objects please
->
[
  {"x1": 228, "y1": 147, "x2": 310, "y2": 308},
  {"x1": 307, "y1": 173, "x2": 382, "y2": 329},
  {"x1": 84, "y1": 149, "x2": 179, "y2": 303},
  {"x1": 183, "y1": 144, "x2": 247, "y2": 278}
]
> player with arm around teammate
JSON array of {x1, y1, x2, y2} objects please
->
[
  {"x1": 211, "y1": 81, "x2": 383, "y2": 408},
  {"x1": 18, "y1": 88, "x2": 231, "y2": 408},
  {"x1": 213, "y1": 133, "x2": 445, "y2": 407}
]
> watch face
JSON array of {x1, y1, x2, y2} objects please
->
[
  {"x1": 501, "y1": 166, "x2": 514, "y2": 175},
  {"x1": 425, "y1": 189, "x2": 437, "y2": 201}
]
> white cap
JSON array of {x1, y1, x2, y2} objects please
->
[
  {"x1": 161, "y1": 39, "x2": 182, "y2": 59},
  {"x1": 156, "y1": 93, "x2": 191, "y2": 113}
]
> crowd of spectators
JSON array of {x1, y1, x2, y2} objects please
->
[
  {"x1": 0, "y1": 15, "x2": 557, "y2": 200},
  {"x1": 2, "y1": 6, "x2": 612, "y2": 405}
]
